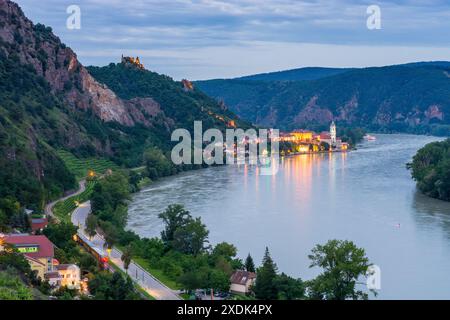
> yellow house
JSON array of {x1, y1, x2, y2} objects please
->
[{"x1": 4, "y1": 235, "x2": 55, "y2": 279}]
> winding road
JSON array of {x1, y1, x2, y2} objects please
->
[
  {"x1": 45, "y1": 180, "x2": 86, "y2": 220},
  {"x1": 72, "y1": 201, "x2": 181, "y2": 300},
  {"x1": 45, "y1": 179, "x2": 181, "y2": 300}
]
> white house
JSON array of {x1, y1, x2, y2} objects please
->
[
  {"x1": 56, "y1": 264, "x2": 81, "y2": 290},
  {"x1": 230, "y1": 270, "x2": 256, "y2": 295}
]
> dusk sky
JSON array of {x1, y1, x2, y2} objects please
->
[{"x1": 14, "y1": 0, "x2": 450, "y2": 80}]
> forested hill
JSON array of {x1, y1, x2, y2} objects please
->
[
  {"x1": 235, "y1": 67, "x2": 353, "y2": 82},
  {"x1": 87, "y1": 63, "x2": 247, "y2": 135},
  {"x1": 197, "y1": 63, "x2": 450, "y2": 135},
  {"x1": 0, "y1": 0, "x2": 246, "y2": 215}
]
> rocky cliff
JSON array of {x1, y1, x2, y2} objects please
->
[{"x1": 0, "y1": 0, "x2": 152, "y2": 126}]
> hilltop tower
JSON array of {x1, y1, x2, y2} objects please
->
[{"x1": 330, "y1": 121, "x2": 337, "y2": 146}]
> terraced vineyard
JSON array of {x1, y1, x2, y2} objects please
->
[
  {"x1": 57, "y1": 150, "x2": 119, "y2": 180},
  {"x1": 53, "y1": 181, "x2": 97, "y2": 223}
]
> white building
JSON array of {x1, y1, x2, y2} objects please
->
[
  {"x1": 55, "y1": 264, "x2": 81, "y2": 290},
  {"x1": 330, "y1": 121, "x2": 337, "y2": 146},
  {"x1": 230, "y1": 270, "x2": 256, "y2": 295}
]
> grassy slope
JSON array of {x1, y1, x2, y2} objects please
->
[
  {"x1": 57, "y1": 150, "x2": 119, "y2": 181},
  {"x1": 132, "y1": 257, "x2": 182, "y2": 291},
  {"x1": 52, "y1": 180, "x2": 96, "y2": 223}
]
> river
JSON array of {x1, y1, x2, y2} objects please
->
[{"x1": 127, "y1": 134, "x2": 450, "y2": 299}]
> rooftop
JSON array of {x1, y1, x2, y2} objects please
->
[
  {"x1": 4, "y1": 234, "x2": 54, "y2": 259},
  {"x1": 230, "y1": 270, "x2": 256, "y2": 285}
]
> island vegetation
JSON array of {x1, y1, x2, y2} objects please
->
[{"x1": 409, "y1": 138, "x2": 450, "y2": 201}]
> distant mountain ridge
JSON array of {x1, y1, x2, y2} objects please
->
[
  {"x1": 196, "y1": 62, "x2": 450, "y2": 134},
  {"x1": 234, "y1": 67, "x2": 354, "y2": 82}
]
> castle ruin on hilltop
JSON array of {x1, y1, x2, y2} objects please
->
[{"x1": 121, "y1": 55, "x2": 144, "y2": 69}]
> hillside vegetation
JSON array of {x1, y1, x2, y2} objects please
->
[
  {"x1": 57, "y1": 150, "x2": 119, "y2": 180},
  {"x1": 409, "y1": 139, "x2": 450, "y2": 201},
  {"x1": 197, "y1": 64, "x2": 450, "y2": 135},
  {"x1": 0, "y1": 0, "x2": 246, "y2": 218},
  {"x1": 88, "y1": 63, "x2": 249, "y2": 137}
]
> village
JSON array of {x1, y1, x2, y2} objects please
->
[{"x1": 275, "y1": 121, "x2": 349, "y2": 155}]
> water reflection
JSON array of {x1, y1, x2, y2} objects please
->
[
  {"x1": 127, "y1": 134, "x2": 450, "y2": 299},
  {"x1": 412, "y1": 190, "x2": 450, "y2": 239}
]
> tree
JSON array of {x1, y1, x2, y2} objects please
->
[
  {"x1": 171, "y1": 217, "x2": 209, "y2": 255},
  {"x1": 159, "y1": 204, "x2": 192, "y2": 245},
  {"x1": 121, "y1": 245, "x2": 133, "y2": 274},
  {"x1": 43, "y1": 222, "x2": 78, "y2": 251},
  {"x1": 88, "y1": 271, "x2": 139, "y2": 300},
  {"x1": 253, "y1": 247, "x2": 278, "y2": 300},
  {"x1": 307, "y1": 240, "x2": 373, "y2": 300},
  {"x1": 409, "y1": 139, "x2": 450, "y2": 201},
  {"x1": 320, "y1": 141, "x2": 330, "y2": 151},
  {"x1": 178, "y1": 270, "x2": 207, "y2": 292},
  {"x1": 91, "y1": 172, "x2": 130, "y2": 214},
  {"x1": 208, "y1": 269, "x2": 231, "y2": 293},
  {"x1": 215, "y1": 256, "x2": 233, "y2": 276},
  {"x1": 144, "y1": 147, "x2": 173, "y2": 180},
  {"x1": 85, "y1": 215, "x2": 98, "y2": 240},
  {"x1": 274, "y1": 273, "x2": 305, "y2": 300},
  {"x1": 103, "y1": 233, "x2": 116, "y2": 252},
  {"x1": 212, "y1": 242, "x2": 237, "y2": 261},
  {"x1": 245, "y1": 253, "x2": 255, "y2": 272}
]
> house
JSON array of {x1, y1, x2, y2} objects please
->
[
  {"x1": 45, "y1": 272, "x2": 62, "y2": 288},
  {"x1": 3, "y1": 234, "x2": 55, "y2": 279},
  {"x1": 31, "y1": 218, "x2": 48, "y2": 233},
  {"x1": 56, "y1": 264, "x2": 81, "y2": 290},
  {"x1": 230, "y1": 270, "x2": 256, "y2": 295}
]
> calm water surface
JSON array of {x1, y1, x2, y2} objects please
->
[{"x1": 127, "y1": 134, "x2": 450, "y2": 299}]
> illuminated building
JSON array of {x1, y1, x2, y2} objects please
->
[
  {"x1": 3, "y1": 235, "x2": 55, "y2": 279},
  {"x1": 330, "y1": 121, "x2": 337, "y2": 146},
  {"x1": 121, "y1": 55, "x2": 145, "y2": 69}
]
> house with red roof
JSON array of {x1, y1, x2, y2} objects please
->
[
  {"x1": 3, "y1": 234, "x2": 55, "y2": 279},
  {"x1": 230, "y1": 270, "x2": 256, "y2": 295},
  {"x1": 31, "y1": 218, "x2": 48, "y2": 233}
]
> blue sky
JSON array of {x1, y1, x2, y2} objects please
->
[{"x1": 14, "y1": 0, "x2": 450, "y2": 80}]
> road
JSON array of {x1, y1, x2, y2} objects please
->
[
  {"x1": 72, "y1": 201, "x2": 182, "y2": 300},
  {"x1": 45, "y1": 180, "x2": 86, "y2": 220}
]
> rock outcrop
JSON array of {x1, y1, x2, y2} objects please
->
[{"x1": 0, "y1": 0, "x2": 147, "y2": 127}]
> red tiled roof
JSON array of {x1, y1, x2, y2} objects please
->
[
  {"x1": 320, "y1": 132, "x2": 331, "y2": 140},
  {"x1": 230, "y1": 270, "x2": 256, "y2": 285},
  {"x1": 4, "y1": 235, "x2": 54, "y2": 259},
  {"x1": 31, "y1": 218, "x2": 48, "y2": 232}
]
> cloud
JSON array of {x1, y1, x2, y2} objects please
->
[{"x1": 13, "y1": 0, "x2": 450, "y2": 79}]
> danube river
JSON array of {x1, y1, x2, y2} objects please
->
[{"x1": 127, "y1": 134, "x2": 450, "y2": 299}]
